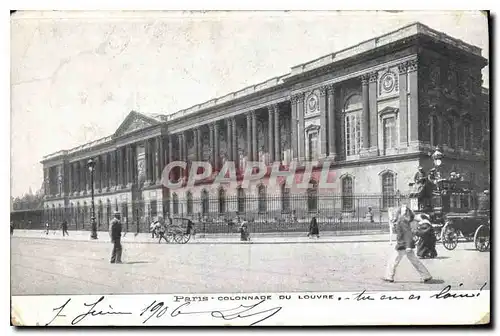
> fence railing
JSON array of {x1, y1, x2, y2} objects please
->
[{"x1": 12, "y1": 194, "x2": 416, "y2": 234}]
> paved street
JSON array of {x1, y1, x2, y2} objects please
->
[{"x1": 11, "y1": 236, "x2": 489, "y2": 295}]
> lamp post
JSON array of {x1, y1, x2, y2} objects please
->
[{"x1": 88, "y1": 158, "x2": 98, "y2": 239}]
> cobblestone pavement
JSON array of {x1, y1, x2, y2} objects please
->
[{"x1": 11, "y1": 236, "x2": 489, "y2": 295}]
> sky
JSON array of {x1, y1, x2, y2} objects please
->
[{"x1": 10, "y1": 10, "x2": 489, "y2": 197}]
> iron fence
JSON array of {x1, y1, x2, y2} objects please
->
[{"x1": 11, "y1": 192, "x2": 484, "y2": 235}]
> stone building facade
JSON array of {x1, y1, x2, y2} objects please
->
[{"x1": 41, "y1": 22, "x2": 489, "y2": 230}]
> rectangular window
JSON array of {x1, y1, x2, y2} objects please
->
[
  {"x1": 464, "y1": 123, "x2": 472, "y2": 151},
  {"x1": 308, "y1": 132, "x2": 318, "y2": 161},
  {"x1": 345, "y1": 114, "x2": 361, "y2": 156},
  {"x1": 383, "y1": 117, "x2": 396, "y2": 152},
  {"x1": 150, "y1": 200, "x2": 157, "y2": 218}
]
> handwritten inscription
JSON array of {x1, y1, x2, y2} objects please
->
[
  {"x1": 46, "y1": 296, "x2": 132, "y2": 326},
  {"x1": 44, "y1": 283, "x2": 487, "y2": 326}
]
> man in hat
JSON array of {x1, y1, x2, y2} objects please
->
[
  {"x1": 109, "y1": 211, "x2": 123, "y2": 264},
  {"x1": 383, "y1": 204, "x2": 432, "y2": 283}
]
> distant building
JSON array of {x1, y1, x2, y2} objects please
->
[{"x1": 41, "y1": 22, "x2": 489, "y2": 230}]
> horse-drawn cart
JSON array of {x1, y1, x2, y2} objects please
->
[
  {"x1": 410, "y1": 177, "x2": 490, "y2": 251},
  {"x1": 160, "y1": 217, "x2": 194, "y2": 244}
]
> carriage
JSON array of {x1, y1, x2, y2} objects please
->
[
  {"x1": 158, "y1": 217, "x2": 193, "y2": 244},
  {"x1": 409, "y1": 177, "x2": 490, "y2": 251}
]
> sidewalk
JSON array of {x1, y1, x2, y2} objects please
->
[{"x1": 12, "y1": 229, "x2": 391, "y2": 244}]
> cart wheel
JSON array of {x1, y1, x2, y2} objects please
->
[
  {"x1": 165, "y1": 231, "x2": 174, "y2": 243},
  {"x1": 174, "y1": 233, "x2": 191, "y2": 244},
  {"x1": 474, "y1": 224, "x2": 490, "y2": 252},
  {"x1": 441, "y1": 222, "x2": 458, "y2": 250}
]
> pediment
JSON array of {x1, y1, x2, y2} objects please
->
[
  {"x1": 114, "y1": 111, "x2": 160, "y2": 138},
  {"x1": 379, "y1": 106, "x2": 399, "y2": 118}
]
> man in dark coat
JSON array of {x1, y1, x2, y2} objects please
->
[
  {"x1": 10, "y1": 221, "x2": 14, "y2": 235},
  {"x1": 383, "y1": 205, "x2": 432, "y2": 283},
  {"x1": 109, "y1": 211, "x2": 123, "y2": 264},
  {"x1": 61, "y1": 220, "x2": 69, "y2": 237}
]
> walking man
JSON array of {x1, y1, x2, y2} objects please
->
[
  {"x1": 109, "y1": 211, "x2": 123, "y2": 264},
  {"x1": 45, "y1": 222, "x2": 50, "y2": 235},
  {"x1": 61, "y1": 220, "x2": 69, "y2": 237},
  {"x1": 383, "y1": 204, "x2": 432, "y2": 283}
]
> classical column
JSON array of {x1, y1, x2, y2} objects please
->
[
  {"x1": 182, "y1": 132, "x2": 188, "y2": 178},
  {"x1": 251, "y1": 111, "x2": 258, "y2": 161},
  {"x1": 319, "y1": 86, "x2": 328, "y2": 159},
  {"x1": 297, "y1": 93, "x2": 305, "y2": 162},
  {"x1": 67, "y1": 163, "x2": 73, "y2": 194},
  {"x1": 246, "y1": 113, "x2": 252, "y2": 162},
  {"x1": 361, "y1": 74, "x2": 370, "y2": 152},
  {"x1": 226, "y1": 119, "x2": 232, "y2": 162},
  {"x1": 327, "y1": 84, "x2": 337, "y2": 159},
  {"x1": 157, "y1": 136, "x2": 164, "y2": 183},
  {"x1": 95, "y1": 156, "x2": 101, "y2": 191},
  {"x1": 290, "y1": 96, "x2": 298, "y2": 160},
  {"x1": 398, "y1": 62, "x2": 409, "y2": 148},
  {"x1": 274, "y1": 105, "x2": 281, "y2": 163},
  {"x1": 168, "y1": 135, "x2": 174, "y2": 164},
  {"x1": 143, "y1": 139, "x2": 150, "y2": 184},
  {"x1": 231, "y1": 118, "x2": 238, "y2": 169},
  {"x1": 369, "y1": 71, "x2": 379, "y2": 155},
  {"x1": 113, "y1": 149, "x2": 119, "y2": 188},
  {"x1": 82, "y1": 160, "x2": 88, "y2": 192},
  {"x1": 117, "y1": 148, "x2": 123, "y2": 188},
  {"x1": 408, "y1": 59, "x2": 419, "y2": 145},
  {"x1": 104, "y1": 154, "x2": 110, "y2": 190},
  {"x1": 214, "y1": 122, "x2": 220, "y2": 170},
  {"x1": 208, "y1": 124, "x2": 215, "y2": 168},
  {"x1": 193, "y1": 128, "x2": 199, "y2": 162},
  {"x1": 267, "y1": 106, "x2": 275, "y2": 162}
]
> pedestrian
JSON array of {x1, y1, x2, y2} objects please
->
[
  {"x1": 414, "y1": 214, "x2": 437, "y2": 259},
  {"x1": 109, "y1": 211, "x2": 123, "y2": 264},
  {"x1": 10, "y1": 221, "x2": 14, "y2": 235},
  {"x1": 308, "y1": 216, "x2": 320, "y2": 238},
  {"x1": 45, "y1": 222, "x2": 50, "y2": 235},
  {"x1": 383, "y1": 204, "x2": 432, "y2": 283},
  {"x1": 61, "y1": 220, "x2": 69, "y2": 237},
  {"x1": 157, "y1": 216, "x2": 169, "y2": 244}
]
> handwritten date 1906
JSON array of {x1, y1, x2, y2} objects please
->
[{"x1": 140, "y1": 299, "x2": 282, "y2": 326}]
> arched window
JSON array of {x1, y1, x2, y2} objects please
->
[
  {"x1": 258, "y1": 184, "x2": 267, "y2": 213},
  {"x1": 58, "y1": 204, "x2": 63, "y2": 223},
  {"x1": 69, "y1": 203, "x2": 74, "y2": 227},
  {"x1": 343, "y1": 94, "x2": 362, "y2": 157},
  {"x1": 201, "y1": 189, "x2": 209, "y2": 215},
  {"x1": 51, "y1": 204, "x2": 55, "y2": 225},
  {"x1": 218, "y1": 188, "x2": 226, "y2": 214},
  {"x1": 281, "y1": 183, "x2": 291, "y2": 213},
  {"x1": 172, "y1": 193, "x2": 179, "y2": 215},
  {"x1": 381, "y1": 171, "x2": 396, "y2": 209},
  {"x1": 341, "y1": 176, "x2": 354, "y2": 211},
  {"x1": 237, "y1": 187, "x2": 245, "y2": 214},
  {"x1": 186, "y1": 191, "x2": 193, "y2": 215},
  {"x1": 307, "y1": 180, "x2": 318, "y2": 212}
]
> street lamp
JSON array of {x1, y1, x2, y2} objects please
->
[
  {"x1": 88, "y1": 158, "x2": 98, "y2": 240},
  {"x1": 431, "y1": 148, "x2": 443, "y2": 168}
]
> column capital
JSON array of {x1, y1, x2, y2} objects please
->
[
  {"x1": 291, "y1": 92, "x2": 305, "y2": 104},
  {"x1": 398, "y1": 61, "x2": 409, "y2": 73},
  {"x1": 319, "y1": 86, "x2": 328, "y2": 97},
  {"x1": 360, "y1": 73, "x2": 370, "y2": 85},
  {"x1": 368, "y1": 71, "x2": 378, "y2": 83},
  {"x1": 407, "y1": 58, "x2": 419, "y2": 72},
  {"x1": 267, "y1": 104, "x2": 279, "y2": 113}
]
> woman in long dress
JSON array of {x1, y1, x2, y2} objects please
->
[
  {"x1": 415, "y1": 214, "x2": 437, "y2": 259},
  {"x1": 308, "y1": 216, "x2": 320, "y2": 238}
]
